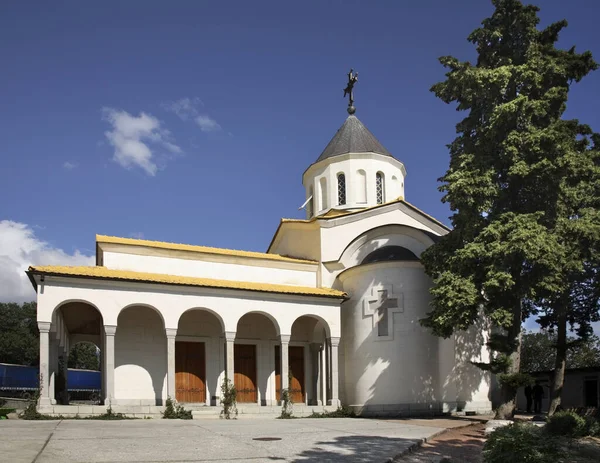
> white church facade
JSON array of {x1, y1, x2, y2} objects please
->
[{"x1": 29, "y1": 109, "x2": 492, "y2": 417}]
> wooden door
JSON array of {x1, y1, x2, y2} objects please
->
[
  {"x1": 275, "y1": 345, "x2": 305, "y2": 403},
  {"x1": 289, "y1": 346, "x2": 305, "y2": 403},
  {"x1": 234, "y1": 344, "x2": 257, "y2": 403},
  {"x1": 175, "y1": 341, "x2": 206, "y2": 403}
]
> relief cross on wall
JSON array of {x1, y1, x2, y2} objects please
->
[{"x1": 363, "y1": 286, "x2": 404, "y2": 340}]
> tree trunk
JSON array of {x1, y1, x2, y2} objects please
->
[
  {"x1": 548, "y1": 302, "x2": 567, "y2": 416},
  {"x1": 494, "y1": 305, "x2": 522, "y2": 420}
]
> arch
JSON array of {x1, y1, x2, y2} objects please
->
[
  {"x1": 361, "y1": 245, "x2": 419, "y2": 265},
  {"x1": 319, "y1": 177, "x2": 328, "y2": 211},
  {"x1": 235, "y1": 310, "x2": 281, "y2": 337},
  {"x1": 290, "y1": 314, "x2": 331, "y2": 341},
  {"x1": 391, "y1": 175, "x2": 400, "y2": 198},
  {"x1": 337, "y1": 172, "x2": 346, "y2": 206},
  {"x1": 376, "y1": 171, "x2": 385, "y2": 204},
  {"x1": 115, "y1": 304, "x2": 167, "y2": 405},
  {"x1": 117, "y1": 303, "x2": 165, "y2": 329},
  {"x1": 52, "y1": 299, "x2": 103, "y2": 322},
  {"x1": 338, "y1": 224, "x2": 437, "y2": 270},
  {"x1": 176, "y1": 307, "x2": 225, "y2": 334},
  {"x1": 356, "y1": 169, "x2": 367, "y2": 203}
]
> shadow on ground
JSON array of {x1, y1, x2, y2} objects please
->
[{"x1": 290, "y1": 434, "x2": 422, "y2": 462}]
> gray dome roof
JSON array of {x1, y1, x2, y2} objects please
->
[{"x1": 315, "y1": 115, "x2": 393, "y2": 163}]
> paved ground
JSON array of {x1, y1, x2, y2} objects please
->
[{"x1": 0, "y1": 418, "x2": 453, "y2": 463}]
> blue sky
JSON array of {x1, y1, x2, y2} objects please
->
[{"x1": 1, "y1": 0, "x2": 599, "y2": 304}]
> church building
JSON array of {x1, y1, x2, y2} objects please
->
[{"x1": 28, "y1": 88, "x2": 492, "y2": 417}]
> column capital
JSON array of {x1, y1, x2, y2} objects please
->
[
  {"x1": 279, "y1": 334, "x2": 291, "y2": 344},
  {"x1": 38, "y1": 321, "x2": 51, "y2": 333},
  {"x1": 104, "y1": 325, "x2": 117, "y2": 336},
  {"x1": 328, "y1": 336, "x2": 341, "y2": 347},
  {"x1": 165, "y1": 328, "x2": 177, "y2": 339},
  {"x1": 224, "y1": 331, "x2": 236, "y2": 342}
]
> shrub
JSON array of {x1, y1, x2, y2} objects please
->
[
  {"x1": 220, "y1": 377, "x2": 238, "y2": 420},
  {"x1": 307, "y1": 406, "x2": 356, "y2": 418},
  {"x1": 483, "y1": 423, "x2": 562, "y2": 463},
  {"x1": 582, "y1": 416, "x2": 600, "y2": 437},
  {"x1": 162, "y1": 397, "x2": 192, "y2": 420},
  {"x1": 546, "y1": 410, "x2": 587, "y2": 438}
]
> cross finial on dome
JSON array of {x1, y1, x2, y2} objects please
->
[{"x1": 343, "y1": 69, "x2": 358, "y2": 114}]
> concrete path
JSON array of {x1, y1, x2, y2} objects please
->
[{"x1": 0, "y1": 418, "x2": 448, "y2": 463}]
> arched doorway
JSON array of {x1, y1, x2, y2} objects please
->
[
  {"x1": 176, "y1": 309, "x2": 224, "y2": 404},
  {"x1": 235, "y1": 312, "x2": 279, "y2": 404},
  {"x1": 115, "y1": 305, "x2": 166, "y2": 405},
  {"x1": 289, "y1": 316, "x2": 330, "y2": 405},
  {"x1": 54, "y1": 301, "x2": 103, "y2": 405}
]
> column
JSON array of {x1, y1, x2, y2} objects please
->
[
  {"x1": 309, "y1": 343, "x2": 321, "y2": 406},
  {"x1": 61, "y1": 345, "x2": 69, "y2": 404},
  {"x1": 280, "y1": 335, "x2": 290, "y2": 399},
  {"x1": 166, "y1": 328, "x2": 177, "y2": 401},
  {"x1": 320, "y1": 344, "x2": 327, "y2": 405},
  {"x1": 225, "y1": 331, "x2": 236, "y2": 385},
  {"x1": 328, "y1": 337, "x2": 340, "y2": 407},
  {"x1": 104, "y1": 325, "x2": 117, "y2": 406},
  {"x1": 38, "y1": 322, "x2": 52, "y2": 406},
  {"x1": 49, "y1": 333, "x2": 57, "y2": 404}
]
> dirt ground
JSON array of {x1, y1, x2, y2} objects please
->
[{"x1": 392, "y1": 423, "x2": 486, "y2": 463}]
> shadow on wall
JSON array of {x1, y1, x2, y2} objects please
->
[
  {"x1": 115, "y1": 305, "x2": 166, "y2": 406},
  {"x1": 337, "y1": 230, "x2": 489, "y2": 414}
]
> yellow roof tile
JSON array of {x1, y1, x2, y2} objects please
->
[
  {"x1": 96, "y1": 235, "x2": 316, "y2": 265},
  {"x1": 27, "y1": 266, "x2": 346, "y2": 299}
]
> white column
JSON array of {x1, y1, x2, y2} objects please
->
[
  {"x1": 166, "y1": 328, "x2": 177, "y2": 401},
  {"x1": 225, "y1": 331, "x2": 235, "y2": 384},
  {"x1": 38, "y1": 322, "x2": 52, "y2": 406},
  {"x1": 104, "y1": 325, "x2": 117, "y2": 406},
  {"x1": 49, "y1": 333, "x2": 57, "y2": 404},
  {"x1": 309, "y1": 343, "x2": 320, "y2": 405},
  {"x1": 61, "y1": 345, "x2": 69, "y2": 404},
  {"x1": 280, "y1": 335, "x2": 290, "y2": 400},
  {"x1": 328, "y1": 337, "x2": 340, "y2": 407},
  {"x1": 320, "y1": 344, "x2": 327, "y2": 406}
]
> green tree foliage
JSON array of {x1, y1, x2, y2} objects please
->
[
  {"x1": 0, "y1": 302, "x2": 39, "y2": 365},
  {"x1": 421, "y1": 0, "x2": 597, "y2": 419},
  {"x1": 521, "y1": 331, "x2": 600, "y2": 373},
  {"x1": 0, "y1": 301, "x2": 100, "y2": 371},
  {"x1": 68, "y1": 342, "x2": 99, "y2": 371}
]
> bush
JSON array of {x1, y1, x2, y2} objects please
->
[
  {"x1": 162, "y1": 397, "x2": 192, "y2": 420},
  {"x1": 220, "y1": 378, "x2": 238, "y2": 420},
  {"x1": 483, "y1": 423, "x2": 563, "y2": 463},
  {"x1": 307, "y1": 406, "x2": 356, "y2": 418},
  {"x1": 546, "y1": 410, "x2": 587, "y2": 438},
  {"x1": 582, "y1": 416, "x2": 600, "y2": 437}
]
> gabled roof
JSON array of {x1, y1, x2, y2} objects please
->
[
  {"x1": 315, "y1": 115, "x2": 393, "y2": 163},
  {"x1": 27, "y1": 266, "x2": 346, "y2": 299},
  {"x1": 96, "y1": 235, "x2": 316, "y2": 265}
]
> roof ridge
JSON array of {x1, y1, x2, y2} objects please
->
[{"x1": 96, "y1": 235, "x2": 316, "y2": 264}]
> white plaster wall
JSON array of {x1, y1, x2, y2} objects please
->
[
  {"x1": 339, "y1": 262, "x2": 439, "y2": 408},
  {"x1": 303, "y1": 153, "x2": 406, "y2": 217},
  {"x1": 268, "y1": 225, "x2": 321, "y2": 263},
  {"x1": 115, "y1": 306, "x2": 167, "y2": 405},
  {"x1": 102, "y1": 251, "x2": 316, "y2": 287}
]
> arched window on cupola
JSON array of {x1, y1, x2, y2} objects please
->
[
  {"x1": 307, "y1": 187, "x2": 313, "y2": 217},
  {"x1": 376, "y1": 172, "x2": 385, "y2": 204},
  {"x1": 319, "y1": 177, "x2": 328, "y2": 211},
  {"x1": 337, "y1": 173, "x2": 346, "y2": 205}
]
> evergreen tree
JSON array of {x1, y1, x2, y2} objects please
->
[{"x1": 421, "y1": 0, "x2": 597, "y2": 419}]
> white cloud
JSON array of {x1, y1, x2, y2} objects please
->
[
  {"x1": 102, "y1": 108, "x2": 181, "y2": 176},
  {"x1": 195, "y1": 115, "x2": 221, "y2": 132},
  {"x1": 162, "y1": 97, "x2": 222, "y2": 132},
  {"x1": 63, "y1": 161, "x2": 77, "y2": 170},
  {"x1": 0, "y1": 220, "x2": 94, "y2": 303},
  {"x1": 161, "y1": 97, "x2": 203, "y2": 121}
]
